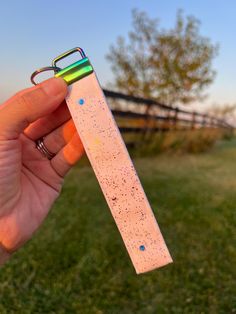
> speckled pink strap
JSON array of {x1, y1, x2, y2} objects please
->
[{"x1": 65, "y1": 72, "x2": 172, "y2": 273}]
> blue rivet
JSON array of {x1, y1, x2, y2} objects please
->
[
  {"x1": 139, "y1": 245, "x2": 145, "y2": 251},
  {"x1": 78, "y1": 98, "x2": 85, "y2": 105}
]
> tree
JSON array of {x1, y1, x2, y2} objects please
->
[
  {"x1": 107, "y1": 9, "x2": 218, "y2": 106},
  {"x1": 207, "y1": 103, "x2": 236, "y2": 124}
]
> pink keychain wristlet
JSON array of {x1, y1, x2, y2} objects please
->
[{"x1": 31, "y1": 47, "x2": 172, "y2": 274}]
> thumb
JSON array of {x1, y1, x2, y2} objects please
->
[{"x1": 0, "y1": 77, "x2": 67, "y2": 140}]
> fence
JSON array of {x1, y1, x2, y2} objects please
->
[{"x1": 103, "y1": 89, "x2": 234, "y2": 135}]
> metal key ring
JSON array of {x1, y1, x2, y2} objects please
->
[
  {"x1": 31, "y1": 66, "x2": 61, "y2": 85},
  {"x1": 52, "y1": 47, "x2": 86, "y2": 68}
]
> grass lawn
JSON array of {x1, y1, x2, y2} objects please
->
[{"x1": 0, "y1": 139, "x2": 235, "y2": 313}]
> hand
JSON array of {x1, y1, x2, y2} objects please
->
[{"x1": 0, "y1": 78, "x2": 84, "y2": 259}]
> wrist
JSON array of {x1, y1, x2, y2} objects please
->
[{"x1": 0, "y1": 243, "x2": 11, "y2": 266}]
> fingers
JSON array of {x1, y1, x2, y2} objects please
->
[
  {"x1": 0, "y1": 78, "x2": 67, "y2": 140},
  {"x1": 34, "y1": 117, "x2": 84, "y2": 177},
  {"x1": 24, "y1": 100, "x2": 71, "y2": 140},
  {"x1": 50, "y1": 133, "x2": 85, "y2": 177},
  {"x1": 43, "y1": 119, "x2": 76, "y2": 154}
]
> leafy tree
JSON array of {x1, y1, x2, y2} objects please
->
[
  {"x1": 107, "y1": 9, "x2": 218, "y2": 106},
  {"x1": 208, "y1": 103, "x2": 236, "y2": 123}
]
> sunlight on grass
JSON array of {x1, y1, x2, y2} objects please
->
[{"x1": 0, "y1": 139, "x2": 235, "y2": 313}]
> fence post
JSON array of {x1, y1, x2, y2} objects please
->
[
  {"x1": 191, "y1": 112, "x2": 196, "y2": 129},
  {"x1": 165, "y1": 110, "x2": 170, "y2": 131},
  {"x1": 174, "y1": 107, "x2": 179, "y2": 130},
  {"x1": 143, "y1": 103, "x2": 152, "y2": 139},
  {"x1": 202, "y1": 114, "x2": 206, "y2": 128}
]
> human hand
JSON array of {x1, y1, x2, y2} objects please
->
[{"x1": 0, "y1": 78, "x2": 84, "y2": 263}]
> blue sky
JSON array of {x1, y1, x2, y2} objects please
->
[{"x1": 0, "y1": 0, "x2": 235, "y2": 109}]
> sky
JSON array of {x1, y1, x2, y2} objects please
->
[{"x1": 0, "y1": 0, "x2": 235, "y2": 111}]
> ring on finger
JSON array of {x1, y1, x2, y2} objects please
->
[{"x1": 35, "y1": 137, "x2": 56, "y2": 160}]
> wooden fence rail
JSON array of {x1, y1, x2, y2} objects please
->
[{"x1": 103, "y1": 89, "x2": 234, "y2": 133}]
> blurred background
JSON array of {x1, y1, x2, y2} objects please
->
[{"x1": 0, "y1": 1, "x2": 236, "y2": 313}]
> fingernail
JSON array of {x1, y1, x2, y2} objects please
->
[{"x1": 41, "y1": 77, "x2": 68, "y2": 97}]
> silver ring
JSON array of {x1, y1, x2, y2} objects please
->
[
  {"x1": 31, "y1": 66, "x2": 61, "y2": 85},
  {"x1": 36, "y1": 138, "x2": 55, "y2": 160}
]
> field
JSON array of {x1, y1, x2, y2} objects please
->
[{"x1": 0, "y1": 139, "x2": 235, "y2": 313}]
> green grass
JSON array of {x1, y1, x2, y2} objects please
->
[{"x1": 0, "y1": 139, "x2": 236, "y2": 313}]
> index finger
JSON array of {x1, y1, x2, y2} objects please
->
[{"x1": 0, "y1": 78, "x2": 67, "y2": 140}]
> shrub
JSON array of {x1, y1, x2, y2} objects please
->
[{"x1": 129, "y1": 128, "x2": 233, "y2": 157}]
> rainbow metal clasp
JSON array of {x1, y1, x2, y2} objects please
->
[
  {"x1": 31, "y1": 47, "x2": 94, "y2": 86},
  {"x1": 53, "y1": 48, "x2": 93, "y2": 85}
]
